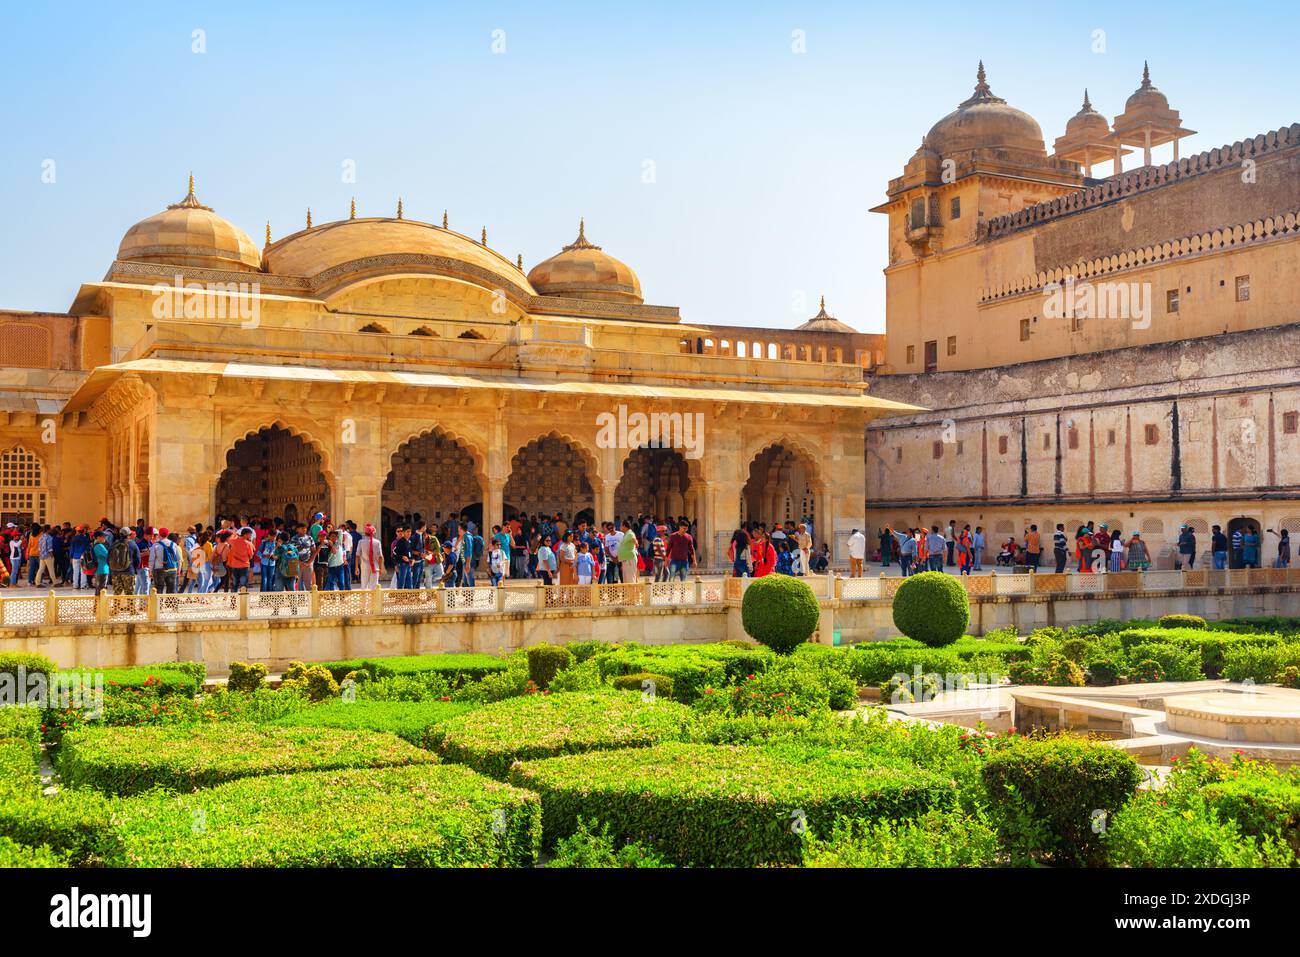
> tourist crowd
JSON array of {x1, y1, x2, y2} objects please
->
[
  {"x1": 870, "y1": 520, "x2": 1291, "y2": 577},
  {"x1": 0, "y1": 512, "x2": 708, "y2": 596}
]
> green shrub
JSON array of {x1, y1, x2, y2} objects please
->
[
  {"x1": 511, "y1": 741, "x2": 956, "y2": 867},
  {"x1": 1105, "y1": 791, "x2": 1294, "y2": 867},
  {"x1": 115, "y1": 764, "x2": 540, "y2": 867},
  {"x1": 1279, "y1": 666, "x2": 1300, "y2": 690},
  {"x1": 1126, "y1": 641, "x2": 1202, "y2": 682},
  {"x1": 805, "y1": 808, "x2": 1001, "y2": 868},
  {"x1": 610, "y1": 672, "x2": 673, "y2": 700},
  {"x1": 566, "y1": 640, "x2": 615, "y2": 663},
  {"x1": 694, "y1": 660, "x2": 833, "y2": 718},
  {"x1": 1159, "y1": 613, "x2": 1207, "y2": 630},
  {"x1": 156, "y1": 661, "x2": 208, "y2": 687},
  {"x1": 281, "y1": 665, "x2": 340, "y2": 702},
  {"x1": 460, "y1": 664, "x2": 532, "y2": 703},
  {"x1": 226, "y1": 661, "x2": 267, "y2": 694},
  {"x1": 880, "y1": 672, "x2": 939, "y2": 704},
  {"x1": 96, "y1": 666, "x2": 199, "y2": 697},
  {"x1": 0, "y1": 706, "x2": 42, "y2": 750},
  {"x1": 1118, "y1": 626, "x2": 1274, "y2": 679},
  {"x1": 354, "y1": 672, "x2": 453, "y2": 702},
  {"x1": 58, "y1": 723, "x2": 437, "y2": 795},
  {"x1": 1223, "y1": 642, "x2": 1300, "y2": 684},
  {"x1": 0, "y1": 652, "x2": 57, "y2": 684},
  {"x1": 1201, "y1": 775, "x2": 1300, "y2": 851},
  {"x1": 546, "y1": 818, "x2": 670, "y2": 868},
  {"x1": 526, "y1": 643, "x2": 574, "y2": 689},
  {"x1": 0, "y1": 790, "x2": 121, "y2": 866},
  {"x1": 0, "y1": 737, "x2": 41, "y2": 803},
  {"x1": 429, "y1": 691, "x2": 690, "y2": 780},
  {"x1": 948, "y1": 637, "x2": 1031, "y2": 662},
  {"x1": 1059, "y1": 638, "x2": 1089, "y2": 663},
  {"x1": 547, "y1": 659, "x2": 605, "y2": 694},
  {"x1": 320, "y1": 653, "x2": 507, "y2": 686},
  {"x1": 0, "y1": 836, "x2": 64, "y2": 868},
  {"x1": 890, "y1": 572, "x2": 969, "y2": 648},
  {"x1": 593, "y1": 648, "x2": 732, "y2": 704},
  {"x1": 1085, "y1": 658, "x2": 1123, "y2": 686},
  {"x1": 1008, "y1": 660, "x2": 1045, "y2": 685},
  {"x1": 271, "y1": 699, "x2": 475, "y2": 749},
  {"x1": 847, "y1": 647, "x2": 964, "y2": 686},
  {"x1": 1133, "y1": 659, "x2": 1164, "y2": 682},
  {"x1": 1044, "y1": 655, "x2": 1085, "y2": 687},
  {"x1": 981, "y1": 736, "x2": 1142, "y2": 866},
  {"x1": 741, "y1": 574, "x2": 821, "y2": 653}
]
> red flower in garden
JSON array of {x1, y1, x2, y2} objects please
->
[{"x1": 439, "y1": 696, "x2": 451, "y2": 701}]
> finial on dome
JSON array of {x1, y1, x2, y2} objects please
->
[
  {"x1": 1141, "y1": 60, "x2": 1151, "y2": 88},
  {"x1": 442, "y1": 210, "x2": 448, "y2": 228},
  {"x1": 1082, "y1": 88, "x2": 1092, "y2": 110},
  {"x1": 815, "y1": 296, "x2": 832, "y2": 319},
  {"x1": 563, "y1": 218, "x2": 601, "y2": 251},
  {"x1": 481, "y1": 227, "x2": 487, "y2": 246},
  {"x1": 306, "y1": 208, "x2": 312, "y2": 228},
  {"x1": 959, "y1": 60, "x2": 1004, "y2": 107},
  {"x1": 396, "y1": 197, "x2": 404, "y2": 220},
  {"x1": 349, "y1": 197, "x2": 356, "y2": 220},
  {"x1": 167, "y1": 171, "x2": 213, "y2": 211},
  {"x1": 516, "y1": 253, "x2": 523, "y2": 270},
  {"x1": 264, "y1": 222, "x2": 271, "y2": 247}
]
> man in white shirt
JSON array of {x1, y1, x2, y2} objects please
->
[
  {"x1": 603, "y1": 524, "x2": 623, "y2": 584},
  {"x1": 847, "y1": 528, "x2": 867, "y2": 578},
  {"x1": 356, "y1": 523, "x2": 384, "y2": 590}
]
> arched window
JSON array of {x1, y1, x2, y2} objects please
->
[
  {"x1": 410, "y1": 326, "x2": 439, "y2": 337},
  {"x1": 458, "y1": 329, "x2": 485, "y2": 340},
  {"x1": 359, "y1": 322, "x2": 390, "y2": 334}
]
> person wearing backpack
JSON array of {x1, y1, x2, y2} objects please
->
[
  {"x1": 107, "y1": 532, "x2": 135, "y2": 596},
  {"x1": 258, "y1": 532, "x2": 278, "y2": 591},
  {"x1": 90, "y1": 531, "x2": 110, "y2": 595},
  {"x1": 273, "y1": 531, "x2": 300, "y2": 591},
  {"x1": 151, "y1": 529, "x2": 181, "y2": 594}
]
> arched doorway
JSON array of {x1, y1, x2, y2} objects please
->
[
  {"x1": 1227, "y1": 516, "x2": 1261, "y2": 568},
  {"x1": 615, "y1": 447, "x2": 691, "y2": 523},
  {"x1": 504, "y1": 434, "x2": 594, "y2": 522},
  {"x1": 741, "y1": 443, "x2": 819, "y2": 531},
  {"x1": 382, "y1": 428, "x2": 484, "y2": 541},
  {"x1": 215, "y1": 426, "x2": 329, "y2": 523}
]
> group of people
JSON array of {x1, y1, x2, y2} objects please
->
[
  {"x1": 388, "y1": 513, "x2": 701, "y2": 588},
  {"x1": 727, "y1": 521, "x2": 830, "y2": 578},
  {"x1": 869, "y1": 520, "x2": 1291, "y2": 576},
  {"x1": 0, "y1": 512, "x2": 716, "y2": 596}
]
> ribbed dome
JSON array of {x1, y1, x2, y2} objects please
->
[
  {"x1": 796, "y1": 297, "x2": 856, "y2": 334},
  {"x1": 527, "y1": 221, "x2": 643, "y2": 304},
  {"x1": 924, "y1": 63, "x2": 1045, "y2": 156},
  {"x1": 1065, "y1": 89, "x2": 1110, "y2": 138},
  {"x1": 117, "y1": 177, "x2": 261, "y2": 272},
  {"x1": 1125, "y1": 62, "x2": 1170, "y2": 112}
]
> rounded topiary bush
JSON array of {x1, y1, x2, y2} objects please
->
[
  {"x1": 611, "y1": 672, "x2": 674, "y2": 700},
  {"x1": 1158, "y1": 614, "x2": 1207, "y2": 630},
  {"x1": 527, "y1": 643, "x2": 574, "y2": 689},
  {"x1": 1044, "y1": 655, "x2": 1085, "y2": 687},
  {"x1": 741, "y1": 574, "x2": 820, "y2": 654},
  {"x1": 890, "y1": 572, "x2": 969, "y2": 648},
  {"x1": 226, "y1": 661, "x2": 267, "y2": 693}
]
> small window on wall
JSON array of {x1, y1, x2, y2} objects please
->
[
  {"x1": 946, "y1": 335, "x2": 957, "y2": 356},
  {"x1": 1019, "y1": 319, "x2": 1030, "y2": 341},
  {"x1": 1070, "y1": 315, "x2": 1084, "y2": 333},
  {"x1": 1067, "y1": 427, "x2": 1079, "y2": 450},
  {"x1": 906, "y1": 344, "x2": 916, "y2": 365},
  {"x1": 1166, "y1": 289, "x2": 1179, "y2": 313},
  {"x1": 950, "y1": 197, "x2": 961, "y2": 220},
  {"x1": 1236, "y1": 275, "x2": 1251, "y2": 302},
  {"x1": 1107, "y1": 429, "x2": 1116, "y2": 446},
  {"x1": 956, "y1": 440, "x2": 965, "y2": 455},
  {"x1": 895, "y1": 448, "x2": 903, "y2": 464},
  {"x1": 998, "y1": 435, "x2": 1008, "y2": 455},
  {"x1": 1284, "y1": 411, "x2": 1299, "y2": 435},
  {"x1": 932, "y1": 441, "x2": 943, "y2": 460},
  {"x1": 1043, "y1": 433, "x2": 1051, "y2": 451},
  {"x1": 1145, "y1": 424, "x2": 1160, "y2": 445}
]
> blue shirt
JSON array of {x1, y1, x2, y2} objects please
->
[{"x1": 93, "y1": 542, "x2": 109, "y2": 576}]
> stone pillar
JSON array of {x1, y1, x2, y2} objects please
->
[
  {"x1": 485, "y1": 477, "x2": 505, "y2": 533},
  {"x1": 816, "y1": 484, "x2": 834, "y2": 563},
  {"x1": 337, "y1": 409, "x2": 383, "y2": 532}
]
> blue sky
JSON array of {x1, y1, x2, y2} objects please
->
[{"x1": 0, "y1": 1, "x2": 1294, "y2": 332}]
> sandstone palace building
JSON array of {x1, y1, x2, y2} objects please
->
[
  {"x1": 0, "y1": 184, "x2": 911, "y2": 566},
  {"x1": 864, "y1": 65, "x2": 1300, "y2": 570},
  {"x1": 0, "y1": 63, "x2": 1296, "y2": 570}
]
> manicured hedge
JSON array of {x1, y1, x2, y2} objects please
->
[
  {"x1": 0, "y1": 836, "x2": 64, "y2": 868},
  {"x1": 58, "y1": 723, "x2": 437, "y2": 795},
  {"x1": 0, "y1": 706, "x2": 42, "y2": 751},
  {"x1": 891, "y1": 572, "x2": 969, "y2": 647},
  {"x1": 1223, "y1": 643, "x2": 1300, "y2": 684},
  {"x1": 319, "y1": 653, "x2": 507, "y2": 685},
  {"x1": 1117, "y1": 627, "x2": 1275, "y2": 679},
  {"x1": 593, "y1": 643, "x2": 776, "y2": 703},
  {"x1": 510, "y1": 741, "x2": 957, "y2": 867},
  {"x1": 429, "y1": 691, "x2": 690, "y2": 779},
  {"x1": 271, "y1": 700, "x2": 476, "y2": 749},
  {"x1": 982, "y1": 737, "x2": 1142, "y2": 866},
  {"x1": 115, "y1": 764, "x2": 541, "y2": 867},
  {"x1": 846, "y1": 647, "x2": 966, "y2": 686},
  {"x1": 96, "y1": 666, "x2": 201, "y2": 697},
  {"x1": 0, "y1": 738, "x2": 41, "y2": 803},
  {"x1": 741, "y1": 574, "x2": 821, "y2": 653},
  {"x1": 0, "y1": 789, "x2": 121, "y2": 865}
]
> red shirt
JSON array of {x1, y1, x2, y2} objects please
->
[
  {"x1": 226, "y1": 537, "x2": 256, "y2": 569},
  {"x1": 751, "y1": 539, "x2": 776, "y2": 577},
  {"x1": 666, "y1": 530, "x2": 695, "y2": 563}
]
